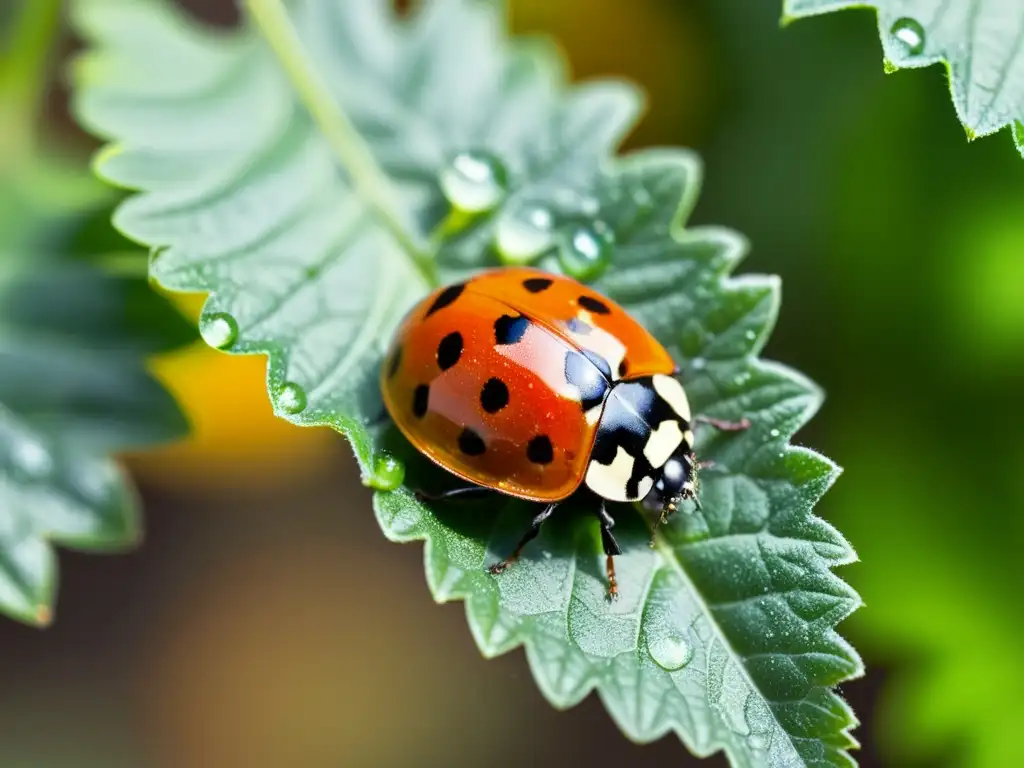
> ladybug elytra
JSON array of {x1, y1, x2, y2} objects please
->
[{"x1": 380, "y1": 267, "x2": 747, "y2": 598}]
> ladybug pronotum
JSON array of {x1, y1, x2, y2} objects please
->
[{"x1": 380, "y1": 267, "x2": 748, "y2": 598}]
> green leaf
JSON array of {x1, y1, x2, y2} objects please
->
[
  {"x1": 783, "y1": 0, "x2": 1024, "y2": 159},
  {"x1": 0, "y1": 1, "x2": 195, "y2": 627},
  {"x1": 0, "y1": 0, "x2": 193, "y2": 627},
  {"x1": 72, "y1": 0, "x2": 863, "y2": 763},
  {"x1": 0, "y1": 178, "x2": 195, "y2": 627},
  {"x1": 0, "y1": 191, "x2": 196, "y2": 626}
]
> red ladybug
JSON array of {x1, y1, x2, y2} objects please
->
[{"x1": 380, "y1": 267, "x2": 747, "y2": 598}]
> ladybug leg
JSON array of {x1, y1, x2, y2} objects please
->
[
  {"x1": 487, "y1": 502, "x2": 559, "y2": 576},
  {"x1": 415, "y1": 485, "x2": 494, "y2": 503},
  {"x1": 595, "y1": 502, "x2": 622, "y2": 601},
  {"x1": 694, "y1": 415, "x2": 751, "y2": 432}
]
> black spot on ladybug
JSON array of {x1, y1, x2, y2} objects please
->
[
  {"x1": 618, "y1": 359, "x2": 628, "y2": 378},
  {"x1": 412, "y1": 384, "x2": 430, "y2": 418},
  {"x1": 578, "y1": 295, "x2": 611, "y2": 315},
  {"x1": 480, "y1": 377, "x2": 509, "y2": 413},
  {"x1": 436, "y1": 331, "x2": 463, "y2": 370},
  {"x1": 494, "y1": 314, "x2": 529, "y2": 345},
  {"x1": 565, "y1": 317, "x2": 592, "y2": 335},
  {"x1": 527, "y1": 435, "x2": 554, "y2": 465},
  {"x1": 425, "y1": 283, "x2": 465, "y2": 317},
  {"x1": 458, "y1": 427, "x2": 486, "y2": 456},
  {"x1": 564, "y1": 350, "x2": 609, "y2": 411},
  {"x1": 387, "y1": 345, "x2": 402, "y2": 378},
  {"x1": 523, "y1": 277, "x2": 553, "y2": 293}
]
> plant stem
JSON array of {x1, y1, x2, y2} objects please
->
[
  {"x1": 243, "y1": 0, "x2": 438, "y2": 286},
  {"x1": 0, "y1": 0, "x2": 63, "y2": 158}
]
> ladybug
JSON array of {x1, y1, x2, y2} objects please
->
[{"x1": 380, "y1": 267, "x2": 748, "y2": 598}]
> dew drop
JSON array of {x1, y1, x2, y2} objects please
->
[
  {"x1": 890, "y1": 17, "x2": 925, "y2": 55},
  {"x1": 200, "y1": 312, "x2": 238, "y2": 350},
  {"x1": 769, "y1": 428, "x2": 780, "y2": 438},
  {"x1": 364, "y1": 452, "x2": 405, "y2": 491},
  {"x1": 12, "y1": 439, "x2": 52, "y2": 476},
  {"x1": 278, "y1": 382, "x2": 307, "y2": 414},
  {"x1": 558, "y1": 224, "x2": 613, "y2": 281},
  {"x1": 745, "y1": 330, "x2": 757, "y2": 341},
  {"x1": 439, "y1": 150, "x2": 508, "y2": 213},
  {"x1": 495, "y1": 203, "x2": 554, "y2": 264},
  {"x1": 648, "y1": 634, "x2": 693, "y2": 671}
]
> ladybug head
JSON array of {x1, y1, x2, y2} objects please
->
[{"x1": 640, "y1": 449, "x2": 698, "y2": 515}]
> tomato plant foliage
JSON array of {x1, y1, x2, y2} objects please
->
[{"x1": 73, "y1": 0, "x2": 863, "y2": 764}]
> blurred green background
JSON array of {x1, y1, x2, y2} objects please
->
[{"x1": 2, "y1": 0, "x2": 1022, "y2": 766}]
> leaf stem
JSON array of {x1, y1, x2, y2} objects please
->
[
  {"x1": 0, "y1": 0, "x2": 63, "y2": 158},
  {"x1": 243, "y1": 0, "x2": 438, "y2": 286}
]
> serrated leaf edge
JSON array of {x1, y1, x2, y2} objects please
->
[{"x1": 781, "y1": 0, "x2": 1024, "y2": 159}]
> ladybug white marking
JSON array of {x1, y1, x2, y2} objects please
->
[
  {"x1": 585, "y1": 446, "x2": 654, "y2": 502},
  {"x1": 653, "y1": 374, "x2": 691, "y2": 422},
  {"x1": 643, "y1": 419, "x2": 684, "y2": 469}
]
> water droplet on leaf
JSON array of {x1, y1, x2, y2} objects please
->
[
  {"x1": 558, "y1": 224, "x2": 612, "y2": 281},
  {"x1": 770, "y1": 428, "x2": 780, "y2": 438},
  {"x1": 200, "y1": 312, "x2": 238, "y2": 349},
  {"x1": 891, "y1": 17, "x2": 925, "y2": 55},
  {"x1": 278, "y1": 382, "x2": 307, "y2": 414},
  {"x1": 648, "y1": 634, "x2": 693, "y2": 671},
  {"x1": 439, "y1": 150, "x2": 508, "y2": 213},
  {"x1": 364, "y1": 452, "x2": 405, "y2": 491},
  {"x1": 495, "y1": 203, "x2": 554, "y2": 264}
]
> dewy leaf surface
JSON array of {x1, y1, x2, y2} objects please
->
[
  {"x1": 784, "y1": 0, "x2": 1024, "y2": 158},
  {"x1": 72, "y1": 0, "x2": 863, "y2": 764}
]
